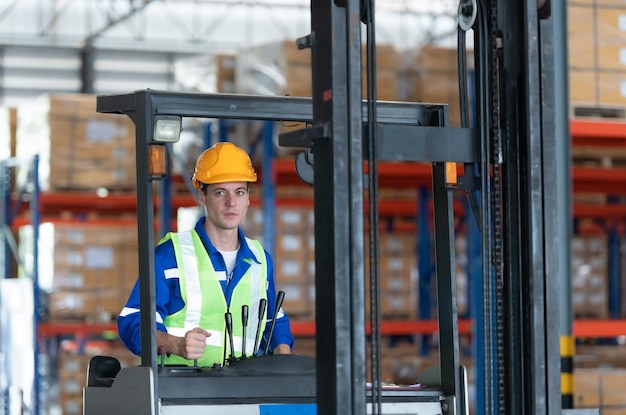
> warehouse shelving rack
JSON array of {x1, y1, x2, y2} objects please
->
[
  {"x1": 0, "y1": 156, "x2": 42, "y2": 415},
  {"x1": 31, "y1": 117, "x2": 626, "y2": 341},
  {"x1": 570, "y1": 119, "x2": 626, "y2": 322}
]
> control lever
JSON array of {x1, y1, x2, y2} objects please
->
[
  {"x1": 225, "y1": 312, "x2": 235, "y2": 362},
  {"x1": 263, "y1": 290, "x2": 285, "y2": 355},
  {"x1": 253, "y1": 298, "x2": 267, "y2": 356},
  {"x1": 241, "y1": 305, "x2": 249, "y2": 358}
]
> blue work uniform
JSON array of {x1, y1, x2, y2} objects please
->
[{"x1": 117, "y1": 217, "x2": 294, "y2": 361}]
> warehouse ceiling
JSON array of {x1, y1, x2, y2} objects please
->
[
  {"x1": 0, "y1": 0, "x2": 460, "y2": 107},
  {"x1": 0, "y1": 0, "x2": 458, "y2": 53}
]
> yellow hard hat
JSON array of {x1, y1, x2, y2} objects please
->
[{"x1": 192, "y1": 142, "x2": 257, "y2": 188}]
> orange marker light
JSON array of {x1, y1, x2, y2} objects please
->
[
  {"x1": 148, "y1": 144, "x2": 167, "y2": 177},
  {"x1": 445, "y1": 162, "x2": 458, "y2": 186}
]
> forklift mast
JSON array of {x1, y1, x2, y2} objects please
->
[{"x1": 86, "y1": 0, "x2": 570, "y2": 414}]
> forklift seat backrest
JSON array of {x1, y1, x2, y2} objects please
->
[{"x1": 87, "y1": 355, "x2": 122, "y2": 388}]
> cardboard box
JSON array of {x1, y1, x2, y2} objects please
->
[
  {"x1": 377, "y1": 256, "x2": 418, "y2": 291},
  {"x1": 574, "y1": 369, "x2": 601, "y2": 408},
  {"x1": 276, "y1": 207, "x2": 307, "y2": 232},
  {"x1": 48, "y1": 287, "x2": 131, "y2": 321},
  {"x1": 373, "y1": 290, "x2": 418, "y2": 318},
  {"x1": 571, "y1": 235, "x2": 609, "y2": 319},
  {"x1": 363, "y1": 68, "x2": 401, "y2": 101},
  {"x1": 602, "y1": 371, "x2": 626, "y2": 406},
  {"x1": 378, "y1": 233, "x2": 416, "y2": 255},
  {"x1": 20, "y1": 222, "x2": 139, "y2": 293},
  {"x1": 597, "y1": 9, "x2": 626, "y2": 70},
  {"x1": 597, "y1": 71, "x2": 626, "y2": 106},
  {"x1": 574, "y1": 369, "x2": 626, "y2": 410},
  {"x1": 98, "y1": 287, "x2": 132, "y2": 317},
  {"x1": 48, "y1": 291, "x2": 99, "y2": 318},
  {"x1": 59, "y1": 397, "x2": 83, "y2": 415},
  {"x1": 47, "y1": 223, "x2": 138, "y2": 246},
  {"x1": 60, "y1": 370, "x2": 86, "y2": 397},
  {"x1": 568, "y1": 6, "x2": 596, "y2": 70},
  {"x1": 408, "y1": 44, "x2": 474, "y2": 72},
  {"x1": 567, "y1": 5, "x2": 626, "y2": 108},
  {"x1": 274, "y1": 254, "x2": 308, "y2": 284},
  {"x1": 280, "y1": 281, "x2": 314, "y2": 316},
  {"x1": 569, "y1": 70, "x2": 598, "y2": 107},
  {"x1": 403, "y1": 45, "x2": 475, "y2": 127},
  {"x1": 59, "y1": 353, "x2": 91, "y2": 374},
  {"x1": 276, "y1": 232, "x2": 307, "y2": 258},
  {"x1": 15, "y1": 93, "x2": 136, "y2": 192},
  {"x1": 236, "y1": 40, "x2": 403, "y2": 100}
]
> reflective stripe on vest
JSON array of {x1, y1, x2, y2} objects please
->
[{"x1": 162, "y1": 230, "x2": 267, "y2": 366}]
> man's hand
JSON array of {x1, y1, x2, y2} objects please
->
[
  {"x1": 182, "y1": 327, "x2": 211, "y2": 360},
  {"x1": 157, "y1": 328, "x2": 211, "y2": 360},
  {"x1": 273, "y1": 343, "x2": 291, "y2": 355}
]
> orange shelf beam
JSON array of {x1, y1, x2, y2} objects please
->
[
  {"x1": 37, "y1": 320, "x2": 474, "y2": 338},
  {"x1": 572, "y1": 166, "x2": 626, "y2": 194},
  {"x1": 571, "y1": 119, "x2": 626, "y2": 147},
  {"x1": 272, "y1": 158, "x2": 434, "y2": 188},
  {"x1": 573, "y1": 203, "x2": 626, "y2": 218},
  {"x1": 39, "y1": 319, "x2": 626, "y2": 339},
  {"x1": 38, "y1": 321, "x2": 118, "y2": 338},
  {"x1": 573, "y1": 320, "x2": 626, "y2": 338},
  {"x1": 37, "y1": 192, "x2": 138, "y2": 213},
  {"x1": 293, "y1": 319, "x2": 626, "y2": 338}
]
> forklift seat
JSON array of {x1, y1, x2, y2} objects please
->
[{"x1": 87, "y1": 355, "x2": 122, "y2": 387}]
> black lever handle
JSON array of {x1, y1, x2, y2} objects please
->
[
  {"x1": 241, "y1": 305, "x2": 249, "y2": 358},
  {"x1": 253, "y1": 298, "x2": 267, "y2": 356},
  {"x1": 263, "y1": 291, "x2": 285, "y2": 355},
  {"x1": 225, "y1": 312, "x2": 235, "y2": 361}
]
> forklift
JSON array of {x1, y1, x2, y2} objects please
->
[{"x1": 84, "y1": 0, "x2": 577, "y2": 414}]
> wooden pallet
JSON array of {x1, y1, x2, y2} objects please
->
[
  {"x1": 572, "y1": 146, "x2": 626, "y2": 168},
  {"x1": 572, "y1": 105, "x2": 626, "y2": 120}
]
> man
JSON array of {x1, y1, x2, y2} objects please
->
[{"x1": 118, "y1": 141, "x2": 293, "y2": 366}]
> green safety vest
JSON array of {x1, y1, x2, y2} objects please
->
[{"x1": 160, "y1": 230, "x2": 268, "y2": 367}]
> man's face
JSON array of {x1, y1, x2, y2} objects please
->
[{"x1": 200, "y1": 181, "x2": 250, "y2": 231}]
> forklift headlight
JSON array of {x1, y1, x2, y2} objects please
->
[{"x1": 154, "y1": 116, "x2": 182, "y2": 143}]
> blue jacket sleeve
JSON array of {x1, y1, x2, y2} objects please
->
[
  {"x1": 117, "y1": 240, "x2": 183, "y2": 356},
  {"x1": 260, "y1": 251, "x2": 295, "y2": 353}
]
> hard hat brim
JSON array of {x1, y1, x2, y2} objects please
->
[{"x1": 194, "y1": 174, "x2": 257, "y2": 187}]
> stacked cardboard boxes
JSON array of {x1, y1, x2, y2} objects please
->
[
  {"x1": 571, "y1": 234, "x2": 609, "y2": 319},
  {"x1": 574, "y1": 368, "x2": 626, "y2": 413},
  {"x1": 366, "y1": 233, "x2": 419, "y2": 318},
  {"x1": 455, "y1": 234, "x2": 470, "y2": 318},
  {"x1": 235, "y1": 40, "x2": 312, "y2": 98},
  {"x1": 20, "y1": 222, "x2": 139, "y2": 322},
  {"x1": 242, "y1": 204, "x2": 316, "y2": 320},
  {"x1": 568, "y1": 0, "x2": 626, "y2": 115},
  {"x1": 272, "y1": 206, "x2": 315, "y2": 319},
  {"x1": 15, "y1": 93, "x2": 136, "y2": 192},
  {"x1": 233, "y1": 40, "x2": 403, "y2": 100},
  {"x1": 216, "y1": 54, "x2": 237, "y2": 93},
  {"x1": 404, "y1": 45, "x2": 474, "y2": 128},
  {"x1": 361, "y1": 44, "x2": 404, "y2": 102}
]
